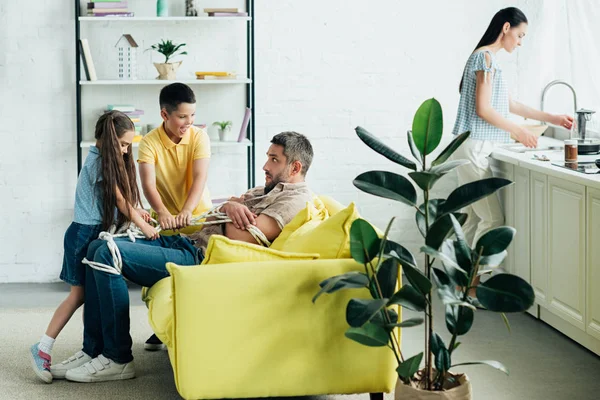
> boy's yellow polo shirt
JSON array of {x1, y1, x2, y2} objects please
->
[{"x1": 138, "y1": 124, "x2": 212, "y2": 218}]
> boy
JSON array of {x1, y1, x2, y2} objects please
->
[
  {"x1": 138, "y1": 83, "x2": 212, "y2": 350},
  {"x1": 138, "y1": 82, "x2": 211, "y2": 235}
]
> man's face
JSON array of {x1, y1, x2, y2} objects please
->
[{"x1": 263, "y1": 144, "x2": 290, "y2": 194}]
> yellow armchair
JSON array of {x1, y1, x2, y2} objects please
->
[{"x1": 144, "y1": 259, "x2": 399, "y2": 400}]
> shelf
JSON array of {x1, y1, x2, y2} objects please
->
[
  {"x1": 80, "y1": 139, "x2": 252, "y2": 148},
  {"x1": 79, "y1": 16, "x2": 251, "y2": 22},
  {"x1": 80, "y1": 79, "x2": 251, "y2": 86}
]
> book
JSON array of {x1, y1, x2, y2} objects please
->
[
  {"x1": 237, "y1": 107, "x2": 251, "y2": 142},
  {"x1": 203, "y1": 8, "x2": 242, "y2": 13},
  {"x1": 78, "y1": 41, "x2": 90, "y2": 80},
  {"x1": 90, "y1": 12, "x2": 134, "y2": 17},
  {"x1": 208, "y1": 12, "x2": 248, "y2": 17},
  {"x1": 92, "y1": 8, "x2": 130, "y2": 13},
  {"x1": 79, "y1": 39, "x2": 97, "y2": 81},
  {"x1": 107, "y1": 104, "x2": 135, "y2": 112},
  {"x1": 88, "y1": 2, "x2": 128, "y2": 8}
]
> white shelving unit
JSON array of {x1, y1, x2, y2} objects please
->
[
  {"x1": 75, "y1": 0, "x2": 256, "y2": 191},
  {"x1": 79, "y1": 16, "x2": 251, "y2": 22},
  {"x1": 79, "y1": 78, "x2": 251, "y2": 85},
  {"x1": 80, "y1": 139, "x2": 252, "y2": 148}
]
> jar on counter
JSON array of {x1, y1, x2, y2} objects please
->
[{"x1": 564, "y1": 139, "x2": 578, "y2": 164}]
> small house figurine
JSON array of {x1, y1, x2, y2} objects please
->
[{"x1": 115, "y1": 34, "x2": 138, "y2": 80}]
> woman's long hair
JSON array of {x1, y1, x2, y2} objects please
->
[
  {"x1": 94, "y1": 111, "x2": 140, "y2": 231},
  {"x1": 459, "y1": 7, "x2": 528, "y2": 93}
]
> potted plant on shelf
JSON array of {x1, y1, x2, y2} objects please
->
[
  {"x1": 313, "y1": 98, "x2": 535, "y2": 399},
  {"x1": 213, "y1": 120, "x2": 232, "y2": 141},
  {"x1": 147, "y1": 39, "x2": 187, "y2": 80}
]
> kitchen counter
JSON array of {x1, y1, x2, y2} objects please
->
[
  {"x1": 491, "y1": 136, "x2": 600, "y2": 189},
  {"x1": 489, "y1": 136, "x2": 600, "y2": 357}
]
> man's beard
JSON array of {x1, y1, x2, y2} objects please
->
[{"x1": 264, "y1": 170, "x2": 289, "y2": 194}]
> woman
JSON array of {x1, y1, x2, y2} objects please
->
[{"x1": 452, "y1": 7, "x2": 573, "y2": 247}]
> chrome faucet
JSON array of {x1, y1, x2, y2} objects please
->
[{"x1": 540, "y1": 80, "x2": 578, "y2": 133}]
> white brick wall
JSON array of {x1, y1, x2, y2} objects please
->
[{"x1": 1, "y1": 0, "x2": 593, "y2": 282}]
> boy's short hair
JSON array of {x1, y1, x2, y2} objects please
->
[
  {"x1": 271, "y1": 131, "x2": 314, "y2": 176},
  {"x1": 159, "y1": 83, "x2": 196, "y2": 113}
]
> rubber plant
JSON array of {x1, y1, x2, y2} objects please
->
[{"x1": 313, "y1": 98, "x2": 535, "y2": 393}]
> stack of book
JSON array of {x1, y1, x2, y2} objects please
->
[
  {"x1": 203, "y1": 8, "x2": 247, "y2": 17},
  {"x1": 87, "y1": 1, "x2": 134, "y2": 17},
  {"x1": 106, "y1": 105, "x2": 144, "y2": 140}
]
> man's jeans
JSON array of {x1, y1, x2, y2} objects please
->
[{"x1": 82, "y1": 235, "x2": 201, "y2": 363}]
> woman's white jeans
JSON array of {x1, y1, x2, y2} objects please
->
[{"x1": 452, "y1": 138, "x2": 505, "y2": 247}]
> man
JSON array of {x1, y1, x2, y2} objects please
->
[{"x1": 52, "y1": 132, "x2": 314, "y2": 382}]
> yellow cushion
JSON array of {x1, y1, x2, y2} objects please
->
[
  {"x1": 270, "y1": 201, "x2": 328, "y2": 251},
  {"x1": 318, "y1": 195, "x2": 345, "y2": 215},
  {"x1": 201, "y1": 235, "x2": 320, "y2": 265},
  {"x1": 278, "y1": 202, "x2": 360, "y2": 259}
]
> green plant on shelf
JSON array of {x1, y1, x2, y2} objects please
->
[
  {"x1": 212, "y1": 121, "x2": 232, "y2": 130},
  {"x1": 147, "y1": 39, "x2": 187, "y2": 64}
]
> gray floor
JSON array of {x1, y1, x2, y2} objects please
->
[{"x1": 1, "y1": 283, "x2": 600, "y2": 399}]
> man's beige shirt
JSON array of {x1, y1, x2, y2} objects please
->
[{"x1": 188, "y1": 182, "x2": 313, "y2": 253}]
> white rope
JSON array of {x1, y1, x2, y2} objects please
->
[{"x1": 83, "y1": 203, "x2": 271, "y2": 276}]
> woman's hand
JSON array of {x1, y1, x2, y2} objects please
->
[
  {"x1": 550, "y1": 114, "x2": 574, "y2": 130},
  {"x1": 157, "y1": 211, "x2": 177, "y2": 230},
  {"x1": 175, "y1": 210, "x2": 193, "y2": 228},
  {"x1": 140, "y1": 223, "x2": 159, "y2": 240},
  {"x1": 136, "y1": 208, "x2": 152, "y2": 223},
  {"x1": 513, "y1": 126, "x2": 538, "y2": 148}
]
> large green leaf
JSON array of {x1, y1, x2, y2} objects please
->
[
  {"x1": 350, "y1": 219, "x2": 381, "y2": 264},
  {"x1": 408, "y1": 171, "x2": 443, "y2": 191},
  {"x1": 426, "y1": 213, "x2": 468, "y2": 251},
  {"x1": 376, "y1": 258, "x2": 399, "y2": 298},
  {"x1": 401, "y1": 263, "x2": 432, "y2": 296},
  {"x1": 412, "y1": 98, "x2": 443, "y2": 156},
  {"x1": 385, "y1": 240, "x2": 418, "y2": 269},
  {"x1": 396, "y1": 352, "x2": 423, "y2": 381},
  {"x1": 312, "y1": 272, "x2": 369, "y2": 303},
  {"x1": 475, "y1": 227, "x2": 516, "y2": 256},
  {"x1": 430, "y1": 332, "x2": 451, "y2": 372},
  {"x1": 345, "y1": 324, "x2": 389, "y2": 347},
  {"x1": 430, "y1": 159, "x2": 471, "y2": 175},
  {"x1": 432, "y1": 267, "x2": 451, "y2": 287},
  {"x1": 355, "y1": 126, "x2": 417, "y2": 171},
  {"x1": 386, "y1": 317, "x2": 425, "y2": 328},
  {"x1": 431, "y1": 131, "x2": 471, "y2": 166},
  {"x1": 346, "y1": 298, "x2": 388, "y2": 327},
  {"x1": 476, "y1": 274, "x2": 535, "y2": 312},
  {"x1": 421, "y1": 246, "x2": 466, "y2": 275},
  {"x1": 451, "y1": 360, "x2": 509, "y2": 375},
  {"x1": 478, "y1": 251, "x2": 507, "y2": 267},
  {"x1": 449, "y1": 215, "x2": 472, "y2": 275},
  {"x1": 407, "y1": 131, "x2": 423, "y2": 165},
  {"x1": 353, "y1": 171, "x2": 417, "y2": 207},
  {"x1": 442, "y1": 178, "x2": 512, "y2": 216},
  {"x1": 446, "y1": 304, "x2": 474, "y2": 336},
  {"x1": 387, "y1": 285, "x2": 426, "y2": 312},
  {"x1": 440, "y1": 240, "x2": 470, "y2": 286},
  {"x1": 372, "y1": 308, "x2": 398, "y2": 327},
  {"x1": 416, "y1": 199, "x2": 444, "y2": 237}
]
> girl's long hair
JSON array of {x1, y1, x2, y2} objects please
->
[
  {"x1": 94, "y1": 111, "x2": 140, "y2": 231},
  {"x1": 459, "y1": 7, "x2": 528, "y2": 93}
]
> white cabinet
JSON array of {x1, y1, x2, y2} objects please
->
[
  {"x1": 547, "y1": 176, "x2": 586, "y2": 331},
  {"x1": 530, "y1": 171, "x2": 548, "y2": 307},
  {"x1": 587, "y1": 188, "x2": 600, "y2": 340},
  {"x1": 512, "y1": 166, "x2": 531, "y2": 284},
  {"x1": 490, "y1": 160, "x2": 514, "y2": 273}
]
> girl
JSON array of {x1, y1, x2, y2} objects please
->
[
  {"x1": 452, "y1": 7, "x2": 573, "y2": 249},
  {"x1": 29, "y1": 111, "x2": 158, "y2": 383}
]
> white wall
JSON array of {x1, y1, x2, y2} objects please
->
[{"x1": 1, "y1": 0, "x2": 594, "y2": 282}]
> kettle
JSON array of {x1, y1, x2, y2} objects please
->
[{"x1": 575, "y1": 109, "x2": 600, "y2": 154}]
